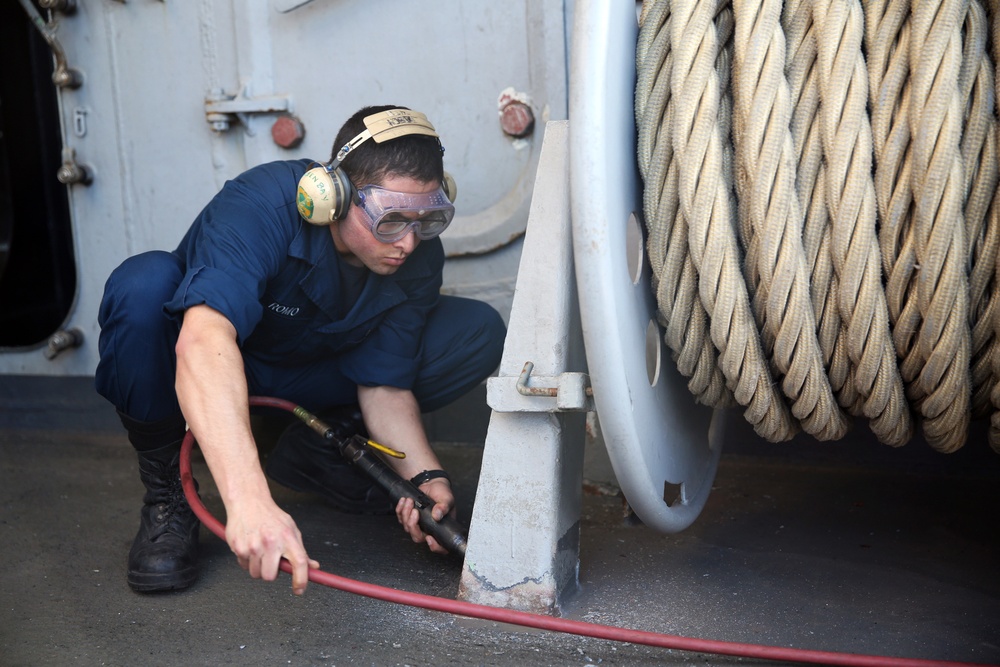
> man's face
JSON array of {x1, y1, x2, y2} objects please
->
[{"x1": 329, "y1": 173, "x2": 440, "y2": 276}]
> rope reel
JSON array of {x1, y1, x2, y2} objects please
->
[{"x1": 636, "y1": 0, "x2": 1000, "y2": 453}]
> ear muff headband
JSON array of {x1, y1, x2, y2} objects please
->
[{"x1": 296, "y1": 109, "x2": 455, "y2": 225}]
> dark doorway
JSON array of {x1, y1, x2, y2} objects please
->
[{"x1": 0, "y1": 1, "x2": 76, "y2": 347}]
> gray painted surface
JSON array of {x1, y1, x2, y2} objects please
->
[
  {"x1": 1, "y1": 376, "x2": 997, "y2": 666},
  {"x1": 2, "y1": 0, "x2": 568, "y2": 375}
]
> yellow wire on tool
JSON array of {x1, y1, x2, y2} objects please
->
[
  {"x1": 365, "y1": 439, "x2": 406, "y2": 459},
  {"x1": 291, "y1": 404, "x2": 406, "y2": 457}
]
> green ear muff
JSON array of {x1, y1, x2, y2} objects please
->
[{"x1": 297, "y1": 163, "x2": 354, "y2": 225}]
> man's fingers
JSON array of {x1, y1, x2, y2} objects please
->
[
  {"x1": 407, "y1": 512, "x2": 424, "y2": 543},
  {"x1": 261, "y1": 550, "x2": 283, "y2": 582},
  {"x1": 431, "y1": 500, "x2": 451, "y2": 522},
  {"x1": 426, "y1": 535, "x2": 448, "y2": 555},
  {"x1": 395, "y1": 498, "x2": 425, "y2": 543},
  {"x1": 283, "y1": 544, "x2": 313, "y2": 595},
  {"x1": 286, "y1": 555, "x2": 321, "y2": 594},
  {"x1": 289, "y1": 560, "x2": 309, "y2": 595},
  {"x1": 395, "y1": 497, "x2": 413, "y2": 525},
  {"x1": 394, "y1": 495, "x2": 457, "y2": 553}
]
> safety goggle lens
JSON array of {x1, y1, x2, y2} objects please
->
[
  {"x1": 374, "y1": 211, "x2": 450, "y2": 240},
  {"x1": 356, "y1": 185, "x2": 455, "y2": 243}
]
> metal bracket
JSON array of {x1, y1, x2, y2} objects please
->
[
  {"x1": 204, "y1": 84, "x2": 292, "y2": 134},
  {"x1": 487, "y1": 361, "x2": 594, "y2": 412}
]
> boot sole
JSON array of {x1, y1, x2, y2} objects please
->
[{"x1": 127, "y1": 567, "x2": 198, "y2": 593}]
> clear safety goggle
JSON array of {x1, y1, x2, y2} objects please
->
[{"x1": 353, "y1": 184, "x2": 455, "y2": 243}]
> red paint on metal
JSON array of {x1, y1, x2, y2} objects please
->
[
  {"x1": 500, "y1": 101, "x2": 535, "y2": 138},
  {"x1": 272, "y1": 115, "x2": 306, "y2": 149}
]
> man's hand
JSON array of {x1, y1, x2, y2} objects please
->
[
  {"x1": 395, "y1": 477, "x2": 455, "y2": 555},
  {"x1": 359, "y1": 385, "x2": 456, "y2": 555},
  {"x1": 225, "y1": 495, "x2": 320, "y2": 595}
]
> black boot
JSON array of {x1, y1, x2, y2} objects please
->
[
  {"x1": 127, "y1": 443, "x2": 200, "y2": 592},
  {"x1": 265, "y1": 405, "x2": 393, "y2": 514}
]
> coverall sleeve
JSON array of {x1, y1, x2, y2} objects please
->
[{"x1": 164, "y1": 163, "x2": 300, "y2": 343}]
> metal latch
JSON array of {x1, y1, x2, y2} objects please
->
[
  {"x1": 205, "y1": 85, "x2": 292, "y2": 134},
  {"x1": 487, "y1": 361, "x2": 595, "y2": 413}
]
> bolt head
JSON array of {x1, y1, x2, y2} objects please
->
[
  {"x1": 271, "y1": 115, "x2": 306, "y2": 149},
  {"x1": 499, "y1": 101, "x2": 535, "y2": 138}
]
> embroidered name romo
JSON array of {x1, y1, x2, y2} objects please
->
[{"x1": 268, "y1": 302, "x2": 300, "y2": 317}]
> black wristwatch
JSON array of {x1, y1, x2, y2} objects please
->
[{"x1": 409, "y1": 469, "x2": 451, "y2": 487}]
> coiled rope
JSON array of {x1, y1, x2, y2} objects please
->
[{"x1": 636, "y1": 0, "x2": 1000, "y2": 452}]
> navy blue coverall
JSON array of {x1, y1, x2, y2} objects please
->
[{"x1": 95, "y1": 159, "x2": 505, "y2": 425}]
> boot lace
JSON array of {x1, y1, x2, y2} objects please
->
[{"x1": 143, "y1": 459, "x2": 197, "y2": 541}]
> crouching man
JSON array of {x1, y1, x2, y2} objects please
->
[{"x1": 95, "y1": 105, "x2": 505, "y2": 594}]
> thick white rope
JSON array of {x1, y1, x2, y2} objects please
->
[
  {"x1": 636, "y1": 0, "x2": 1000, "y2": 452},
  {"x1": 637, "y1": 0, "x2": 734, "y2": 410},
  {"x1": 667, "y1": 0, "x2": 797, "y2": 439},
  {"x1": 731, "y1": 0, "x2": 850, "y2": 440},
  {"x1": 989, "y1": 0, "x2": 1000, "y2": 452},
  {"x1": 957, "y1": 0, "x2": 1000, "y2": 429},
  {"x1": 865, "y1": 0, "x2": 926, "y2": 428},
  {"x1": 784, "y1": 0, "x2": 863, "y2": 420},
  {"x1": 812, "y1": 0, "x2": 913, "y2": 446},
  {"x1": 907, "y1": 0, "x2": 971, "y2": 453}
]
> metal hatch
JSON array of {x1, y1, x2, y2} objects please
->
[{"x1": 0, "y1": 1, "x2": 77, "y2": 352}]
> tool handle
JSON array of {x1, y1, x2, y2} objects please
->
[{"x1": 339, "y1": 435, "x2": 468, "y2": 556}]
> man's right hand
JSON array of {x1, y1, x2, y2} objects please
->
[{"x1": 224, "y1": 495, "x2": 319, "y2": 595}]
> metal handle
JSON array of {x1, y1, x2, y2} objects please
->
[
  {"x1": 56, "y1": 147, "x2": 92, "y2": 186},
  {"x1": 38, "y1": 0, "x2": 77, "y2": 14},
  {"x1": 44, "y1": 328, "x2": 83, "y2": 360},
  {"x1": 17, "y1": 0, "x2": 82, "y2": 89}
]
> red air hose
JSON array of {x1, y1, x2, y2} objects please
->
[{"x1": 178, "y1": 396, "x2": 991, "y2": 667}]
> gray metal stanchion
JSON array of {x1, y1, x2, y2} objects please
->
[{"x1": 458, "y1": 121, "x2": 592, "y2": 614}]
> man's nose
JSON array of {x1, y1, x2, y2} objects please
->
[{"x1": 395, "y1": 229, "x2": 419, "y2": 253}]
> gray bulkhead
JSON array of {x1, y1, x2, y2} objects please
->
[{"x1": 0, "y1": 0, "x2": 570, "y2": 376}]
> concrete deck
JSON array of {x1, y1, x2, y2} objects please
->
[{"x1": 1, "y1": 375, "x2": 998, "y2": 666}]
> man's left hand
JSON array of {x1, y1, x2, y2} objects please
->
[{"x1": 395, "y1": 478, "x2": 455, "y2": 554}]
